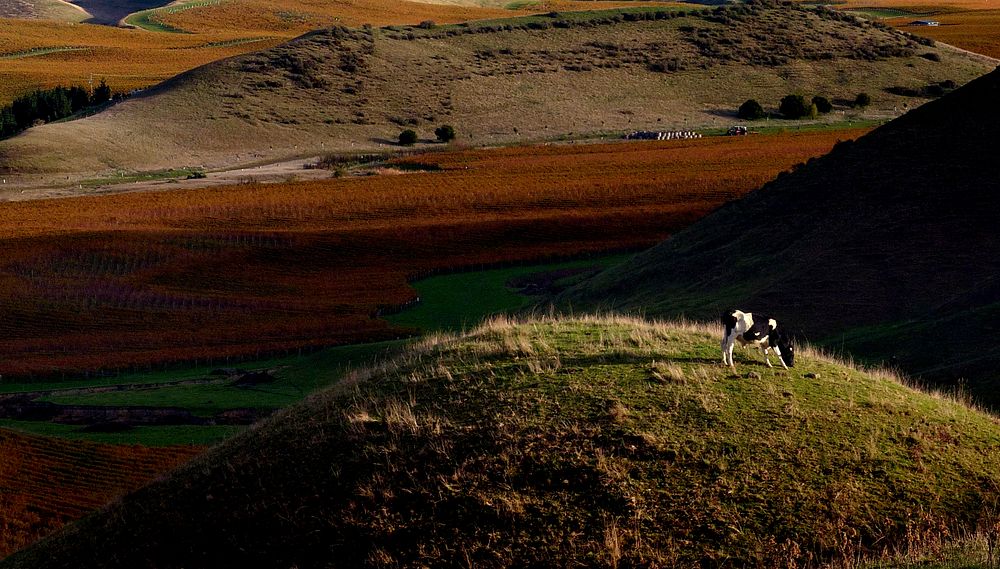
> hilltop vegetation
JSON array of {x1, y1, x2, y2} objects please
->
[
  {"x1": 6, "y1": 316, "x2": 1000, "y2": 567},
  {"x1": 561, "y1": 66, "x2": 1000, "y2": 407},
  {"x1": 0, "y1": 1, "x2": 986, "y2": 177}
]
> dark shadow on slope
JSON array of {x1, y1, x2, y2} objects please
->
[{"x1": 70, "y1": 0, "x2": 174, "y2": 25}]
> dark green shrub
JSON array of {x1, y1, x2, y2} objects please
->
[
  {"x1": 738, "y1": 99, "x2": 766, "y2": 120},
  {"x1": 779, "y1": 94, "x2": 815, "y2": 119},
  {"x1": 91, "y1": 79, "x2": 112, "y2": 106},
  {"x1": 399, "y1": 129, "x2": 418, "y2": 145},
  {"x1": 812, "y1": 96, "x2": 833, "y2": 114},
  {"x1": 435, "y1": 125, "x2": 456, "y2": 143},
  {"x1": 854, "y1": 92, "x2": 872, "y2": 108}
]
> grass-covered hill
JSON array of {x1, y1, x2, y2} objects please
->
[
  {"x1": 0, "y1": 1, "x2": 989, "y2": 177},
  {"x1": 0, "y1": 0, "x2": 88, "y2": 22},
  {"x1": 561, "y1": 65, "x2": 1000, "y2": 407},
  {"x1": 5, "y1": 315, "x2": 1000, "y2": 567}
]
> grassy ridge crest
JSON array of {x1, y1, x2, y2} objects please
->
[{"x1": 6, "y1": 315, "x2": 1000, "y2": 567}]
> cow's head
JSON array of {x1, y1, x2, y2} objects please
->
[{"x1": 774, "y1": 328, "x2": 795, "y2": 367}]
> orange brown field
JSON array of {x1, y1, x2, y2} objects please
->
[
  {"x1": 0, "y1": 428, "x2": 199, "y2": 557},
  {"x1": 0, "y1": 19, "x2": 287, "y2": 103},
  {"x1": 831, "y1": 0, "x2": 1000, "y2": 59},
  {"x1": 0, "y1": 130, "x2": 867, "y2": 378},
  {"x1": 888, "y1": 10, "x2": 1000, "y2": 59}
]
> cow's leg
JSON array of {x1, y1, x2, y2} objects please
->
[
  {"x1": 772, "y1": 346, "x2": 789, "y2": 370},
  {"x1": 762, "y1": 347, "x2": 773, "y2": 368},
  {"x1": 721, "y1": 335, "x2": 736, "y2": 366}
]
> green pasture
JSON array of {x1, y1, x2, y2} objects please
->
[
  {"x1": 124, "y1": 0, "x2": 220, "y2": 33},
  {"x1": 385, "y1": 254, "x2": 632, "y2": 332}
]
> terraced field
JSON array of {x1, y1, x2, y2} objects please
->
[
  {"x1": 0, "y1": 19, "x2": 287, "y2": 103},
  {"x1": 0, "y1": 428, "x2": 198, "y2": 557}
]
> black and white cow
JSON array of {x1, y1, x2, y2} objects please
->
[{"x1": 721, "y1": 310, "x2": 795, "y2": 369}]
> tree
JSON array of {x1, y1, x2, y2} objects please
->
[
  {"x1": 811, "y1": 96, "x2": 833, "y2": 114},
  {"x1": 398, "y1": 129, "x2": 418, "y2": 145},
  {"x1": 737, "y1": 99, "x2": 766, "y2": 120},
  {"x1": 434, "y1": 124, "x2": 456, "y2": 143},
  {"x1": 779, "y1": 94, "x2": 816, "y2": 119},
  {"x1": 91, "y1": 79, "x2": 112, "y2": 106},
  {"x1": 854, "y1": 92, "x2": 872, "y2": 108},
  {"x1": 68, "y1": 86, "x2": 90, "y2": 112}
]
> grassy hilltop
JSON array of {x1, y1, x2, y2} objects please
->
[
  {"x1": 6, "y1": 315, "x2": 1000, "y2": 567},
  {"x1": 0, "y1": 1, "x2": 989, "y2": 177}
]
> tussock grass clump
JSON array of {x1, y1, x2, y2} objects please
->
[{"x1": 7, "y1": 315, "x2": 1000, "y2": 569}]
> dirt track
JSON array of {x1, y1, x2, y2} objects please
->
[{"x1": 0, "y1": 156, "x2": 338, "y2": 201}]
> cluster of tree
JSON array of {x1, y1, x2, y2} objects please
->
[
  {"x1": 398, "y1": 125, "x2": 456, "y2": 146},
  {"x1": 0, "y1": 80, "x2": 114, "y2": 139},
  {"x1": 738, "y1": 92, "x2": 872, "y2": 120}
]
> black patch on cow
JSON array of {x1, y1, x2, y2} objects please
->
[
  {"x1": 742, "y1": 319, "x2": 772, "y2": 343},
  {"x1": 722, "y1": 311, "x2": 738, "y2": 338}
]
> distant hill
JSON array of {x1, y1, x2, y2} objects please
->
[
  {"x1": 0, "y1": 1, "x2": 989, "y2": 178},
  {"x1": 561, "y1": 67, "x2": 1000, "y2": 406},
  {"x1": 0, "y1": 0, "x2": 87, "y2": 21},
  {"x1": 4, "y1": 316, "x2": 1000, "y2": 567}
]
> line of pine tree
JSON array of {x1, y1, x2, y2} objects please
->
[{"x1": 0, "y1": 79, "x2": 114, "y2": 139}]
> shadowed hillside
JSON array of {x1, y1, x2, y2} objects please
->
[
  {"x1": 0, "y1": 0, "x2": 989, "y2": 178},
  {"x1": 3, "y1": 316, "x2": 1000, "y2": 567},
  {"x1": 561, "y1": 67, "x2": 1000, "y2": 406}
]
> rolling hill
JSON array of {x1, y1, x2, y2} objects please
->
[
  {"x1": 560, "y1": 66, "x2": 1000, "y2": 407},
  {"x1": 0, "y1": 1, "x2": 989, "y2": 181},
  {"x1": 0, "y1": 0, "x2": 87, "y2": 21},
  {"x1": 3, "y1": 315, "x2": 1000, "y2": 567}
]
